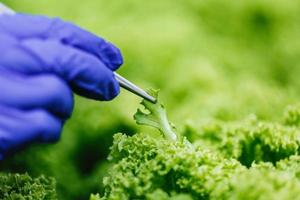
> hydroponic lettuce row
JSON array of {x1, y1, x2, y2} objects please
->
[
  {"x1": 88, "y1": 93, "x2": 300, "y2": 200},
  {"x1": 2, "y1": 96, "x2": 300, "y2": 200}
]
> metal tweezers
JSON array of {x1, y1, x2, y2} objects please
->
[{"x1": 0, "y1": 3, "x2": 157, "y2": 104}]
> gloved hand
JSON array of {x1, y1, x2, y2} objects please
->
[{"x1": 0, "y1": 14, "x2": 123, "y2": 159}]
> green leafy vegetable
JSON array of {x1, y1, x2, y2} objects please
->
[
  {"x1": 0, "y1": 173, "x2": 57, "y2": 200},
  {"x1": 99, "y1": 133, "x2": 243, "y2": 200},
  {"x1": 284, "y1": 103, "x2": 300, "y2": 126},
  {"x1": 146, "y1": 189, "x2": 193, "y2": 200},
  {"x1": 185, "y1": 118, "x2": 300, "y2": 166},
  {"x1": 212, "y1": 163, "x2": 300, "y2": 200},
  {"x1": 92, "y1": 101, "x2": 300, "y2": 200},
  {"x1": 90, "y1": 193, "x2": 101, "y2": 200},
  {"x1": 134, "y1": 90, "x2": 178, "y2": 141}
]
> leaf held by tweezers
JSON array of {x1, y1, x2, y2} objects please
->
[{"x1": 134, "y1": 89, "x2": 177, "y2": 141}]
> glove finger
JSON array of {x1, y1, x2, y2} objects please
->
[
  {"x1": 0, "y1": 39, "x2": 120, "y2": 101},
  {"x1": 0, "y1": 70, "x2": 73, "y2": 119},
  {"x1": 0, "y1": 14, "x2": 123, "y2": 71},
  {"x1": 0, "y1": 32, "x2": 18, "y2": 52},
  {"x1": 0, "y1": 106, "x2": 62, "y2": 159}
]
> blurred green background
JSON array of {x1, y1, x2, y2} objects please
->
[{"x1": 1, "y1": 0, "x2": 300, "y2": 199}]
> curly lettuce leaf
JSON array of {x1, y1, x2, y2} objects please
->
[{"x1": 134, "y1": 90, "x2": 177, "y2": 141}]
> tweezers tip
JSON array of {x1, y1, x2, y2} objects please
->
[{"x1": 146, "y1": 97, "x2": 157, "y2": 104}]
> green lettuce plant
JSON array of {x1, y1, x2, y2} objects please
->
[
  {"x1": 0, "y1": 173, "x2": 57, "y2": 200},
  {"x1": 90, "y1": 92, "x2": 300, "y2": 200}
]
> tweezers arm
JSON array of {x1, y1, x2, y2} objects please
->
[{"x1": 114, "y1": 73, "x2": 157, "y2": 104}]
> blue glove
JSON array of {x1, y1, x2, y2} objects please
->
[{"x1": 0, "y1": 14, "x2": 123, "y2": 159}]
